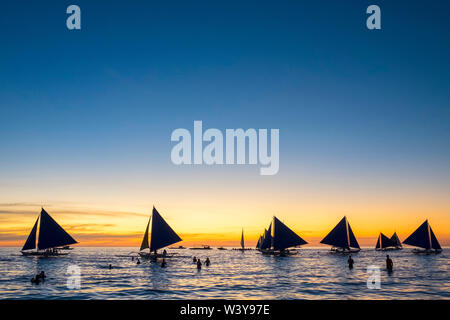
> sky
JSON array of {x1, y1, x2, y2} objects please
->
[{"x1": 0, "y1": 0, "x2": 449, "y2": 247}]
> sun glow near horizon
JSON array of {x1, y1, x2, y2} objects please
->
[{"x1": 1, "y1": 198, "x2": 449, "y2": 248}]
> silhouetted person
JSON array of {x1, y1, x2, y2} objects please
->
[
  {"x1": 39, "y1": 271, "x2": 46, "y2": 280},
  {"x1": 386, "y1": 255, "x2": 393, "y2": 271},
  {"x1": 197, "y1": 259, "x2": 202, "y2": 270},
  {"x1": 163, "y1": 249, "x2": 167, "y2": 257},
  {"x1": 193, "y1": 256, "x2": 197, "y2": 263},
  {"x1": 109, "y1": 264, "x2": 112, "y2": 269},
  {"x1": 348, "y1": 255, "x2": 354, "y2": 269},
  {"x1": 31, "y1": 276, "x2": 40, "y2": 285},
  {"x1": 136, "y1": 258, "x2": 141, "y2": 265},
  {"x1": 132, "y1": 256, "x2": 134, "y2": 261},
  {"x1": 205, "y1": 257, "x2": 210, "y2": 266},
  {"x1": 161, "y1": 259, "x2": 167, "y2": 268}
]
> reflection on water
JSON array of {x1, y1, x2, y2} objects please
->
[{"x1": 0, "y1": 247, "x2": 448, "y2": 299}]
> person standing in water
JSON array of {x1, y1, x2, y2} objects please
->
[
  {"x1": 348, "y1": 255, "x2": 354, "y2": 269},
  {"x1": 136, "y1": 258, "x2": 141, "y2": 265},
  {"x1": 386, "y1": 255, "x2": 393, "y2": 272},
  {"x1": 196, "y1": 259, "x2": 202, "y2": 270},
  {"x1": 205, "y1": 257, "x2": 210, "y2": 266},
  {"x1": 193, "y1": 256, "x2": 197, "y2": 263}
]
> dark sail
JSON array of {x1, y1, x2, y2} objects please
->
[
  {"x1": 37, "y1": 208, "x2": 77, "y2": 250},
  {"x1": 375, "y1": 233, "x2": 392, "y2": 249},
  {"x1": 149, "y1": 207, "x2": 182, "y2": 252},
  {"x1": 256, "y1": 236, "x2": 261, "y2": 249},
  {"x1": 272, "y1": 216, "x2": 307, "y2": 251},
  {"x1": 140, "y1": 216, "x2": 151, "y2": 251},
  {"x1": 390, "y1": 232, "x2": 402, "y2": 248},
  {"x1": 320, "y1": 217, "x2": 349, "y2": 249},
  {"x1": 261, "y1": 224, "x2": 272, "y2": 250},
  {"x1": 241, "y1": 229, "x2": 244, "y2": 249},
  {"x1": 430, "y1": 226, "x2": 441, "y2": 250},
  {"x1": 347, "y1": 222, "x2": 360, "y2": 249},
  {"x1": 22, "y1": 217, "x2": 39, "y2": 251},
  {"x1": 403, "y1": 220, "x2": 431, "y2": 249}
]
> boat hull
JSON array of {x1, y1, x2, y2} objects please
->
[
  {"x1": 138, "y1": 252, "x2": 176, "y2": 259},
  {"x1": 375, "y1": 247, "x2": 402, "y2": 251},
  {"x1": 330, "y1": 247, "x2": 360, "y2": 254},
  {"x1": 21, "y1": 251, "x2": 69, "y2": 257}
]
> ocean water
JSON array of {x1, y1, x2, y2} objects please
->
[{"x1": 0, "y1": 247, "x2": 448, "y2": 300}]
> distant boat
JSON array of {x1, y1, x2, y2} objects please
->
[
  {"x1": 375, "y1": 232, "x2": 402, "y2": 251},
  {"x1": 320, "y1": 216, "x2": 360, "y2": 253},
  {"x1": 217, "y1": 247, "x2": 227, "y2": 250},
  {"x1": 21, "y1": 208, "x2": 78, "y2": 256},
  {"x1": 390, "y1": 232, "x2": 402, "y2": 249},
  {"x1": 256, "y1": 235, "x2": 262, "y2": 249},
  {"x1": 403, "y1": 220, "x2": 442, "y2": 254},
  {"x1": 139, "y1": 207, "x2": 182, "y2": 258},
  {"x1": 260, "y1": 217, "x2": 307, "y2": 255},
  {"x1": 190, "y1": 245, "x2": 211, "y2": 250},
  {"x1": 233, "y1": 228, "x2": 252, "y2": 251}
]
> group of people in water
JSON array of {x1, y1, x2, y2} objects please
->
[
  {"x1": 193, "y1": 256, "x2": 211, "y2": 270},
  {"x1": 347, "y1": 254, "x2": 394, "y2": 272},
  {"x1": 30, "y1": 271, "x2": 46, "y2": 284}
]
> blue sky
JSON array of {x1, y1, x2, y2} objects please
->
[{"x1": 0, "y1": 1, "x2": 449, "y2": 244}]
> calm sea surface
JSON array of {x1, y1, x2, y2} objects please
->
[{"x1": 0, "y1": 247, "x2": 448, "y2": 299}]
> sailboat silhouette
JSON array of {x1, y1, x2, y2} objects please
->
[
  {"x1": 21, "y1": 208, "x2": 78, "y2": 256},
  {"x1": 403, "y1": 220, "x2": 441, "y2": 254},
  {"x1": 258, "y1": 216, "x2": 307, "y2": 256},
  {"x1": 320, "y1": 216, "x2": 360, "y2": 253},
  {"x1": 139, "y1": 207, "x2": 182, "y2": 258}
]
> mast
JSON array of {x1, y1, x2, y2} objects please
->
[
  {"x1": 345, "y1": 217, "x2": 350, "y2": 248},
  {"x1": 427, "y1": 220, "x2": 432, "y2": 250},
  {"x1": 240, "y1": 229, "x2": 244, "y2": 249}
]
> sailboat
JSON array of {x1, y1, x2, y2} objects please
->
[
  {"x1": 403, "y1": 220, "x2": 442, "y2": 254},
  {"x1": 390, "y1": 232, "x2": 402, "y2": 250},
  {"x1": 320, "y1": 216, "x2": 360, "y2": 253},
  {"x1": 259, "y1": 224, "x2": 272, "y2": 251},
  {"x1": 21, "y1": 208, "x2": 78, "y2": 256},
  {"x1": 233, "y1": 228, "x2": 250, "y2": 251},
  {"x1": 260, "y1": 217, "x2": 308, "y2": 256},
  {"x1": 375, "y1": 232, "x2": 402, "y2": 251},
  {"x1": 139, "y1": 207, "x2": 182, "y2": 258}
]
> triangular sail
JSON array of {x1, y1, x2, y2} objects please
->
[
  {"x1": 261, "y1": 224, "x2": 272, "y2": 250},
  {"x1": 376, "y1": 233, "x2": 392, "y2": 249},
  {"x1": 390, "y1": 232, "x2": 402, "y2": 248},
  {"x1": 140, "y1": 216, "x2": 151, "y2": 251},
  {"x1": 403, "y1": 220, "x2": 431, "y2": 249},
  {"x1": 272, "y1": 216, "x2": 307, "y2": 251},
  {"x1": 22, "y1": 217, "x2": 39, "y2": 251},
  {"x1": 149, "y1": 207, "x2": 182, "y2": 252},
  {"x1": 430, "y1": 226, "x2": 441, "y2": 250},
  {"x1": 347, "y1": 222, "x2": 360, "y2": 249},
  {"x1": 240, "y1": 229, "x2": 244, "y2": 249},
  {"x1": 256, "y1": 236, "x2": 261, "y2": 249},
  {"x1": 37, "y1": 208, "x2": 77, "y2": 250},
  {"x1": 320, "y1": 217, "x2": 350, "y2": 249}
]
